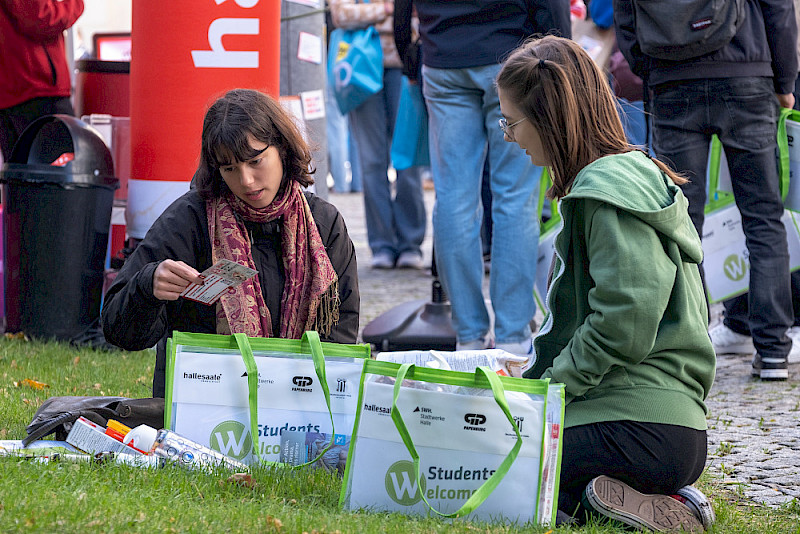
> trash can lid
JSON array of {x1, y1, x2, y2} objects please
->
[{"x1": 0, "y1": 114, "x2": 118, "y2": 188}]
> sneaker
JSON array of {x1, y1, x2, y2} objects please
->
[
  {"x1": 672, "y1": 485, "x2": 715, "y2": 530},
  {"x1": 370, "y1": 252, "x2": 395, "y2": 269},
  {"x1": 788, "y1": 326, "x2": 800, "y2": 364},
  {"x1": 396, "y1": 251, "x2": 424, "y2": 270},
  {"x1": 751, "y1": 352, "x2": 788, "y2": 381},
  {"x1": 709, "y1": 323, "x2": 754, "y2": 354},
  {"x1": 456, "y1": 335, "x2": 494, "y2": 351},
  {"x1": 583, "y1": 475, "x2": 703, "y2": 533}
]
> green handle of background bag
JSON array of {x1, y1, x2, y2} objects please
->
[
  {"x1": 390, "y1": 363, "x2": 523, "y2": 518},
  {"x1": 536, "y1": 168, "x2": 561, "y2": 234},
  {"x1": 777, "y1": 106, "x2": 797, "y2": 203},
  {"x1": 235, "y1": 331, "x2": 337, "y2": 468}
]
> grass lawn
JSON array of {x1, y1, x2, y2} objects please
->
[{"x1": 1, "y1": 336, "x2": 798, "y2": 533}]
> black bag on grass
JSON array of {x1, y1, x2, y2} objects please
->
[{"x1": 23, "y1": 396, "x2": 164, "y2": 446}]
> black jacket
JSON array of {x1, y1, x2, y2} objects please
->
[
  {"x1": 101, "y1": 190, "x2": 360, "y2": 397},
  {"x1": 393, "y1": 0, "x2": 571, "y2": 70},
  {"x1": 613, "y1": 0, "x2": 798, "y2": 94}
]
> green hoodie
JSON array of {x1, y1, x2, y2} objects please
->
[{"x1": 526, "y1": 151, "x2": 715, "y2": 430}]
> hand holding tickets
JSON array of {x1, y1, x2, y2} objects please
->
[
  {"x1": 152, "y1": 259, "x2": 257, "y2": 304},
  {"x1": 179, "y1": 259, "x2": 258, "y2": 305}
]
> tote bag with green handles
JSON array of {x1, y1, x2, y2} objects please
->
[
  {"x1": 340, "y1": 360, "x2": 565, "y2": 525},
  {"x1": 165, "y1": 331, "x2": 370, "y2": 466},
  {"x1": 702, "y1": 109, "x2": 800, "y2": 303}
]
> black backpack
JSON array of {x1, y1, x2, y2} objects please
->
[{"x1": 632, "y1": 0, "x2": 747, "y2": 61}]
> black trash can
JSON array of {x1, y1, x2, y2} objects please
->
[{"x1": 0, "y1": 115, "x2": 118, "y2": 342}]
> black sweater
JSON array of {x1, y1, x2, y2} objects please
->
[
  {"x1": 393, "y1": 0, "x2": 571, "y2": 70},
  {"x1": 101, "y1": 190, "x2": 360, "y2": 397}
]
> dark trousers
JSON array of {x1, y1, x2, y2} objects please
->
[
  {"x1": 0, "y1": 96, "x2": 74, "y2": 161},
  {"x1": 651, "y1": 77, "x2": 793, "y2": 359},
  {"x1": 722, "y1": 77, "x2": 800, "y2": 335},
  {"x1": 559, "y1": 421, "x2": 707, "y2": 516}
]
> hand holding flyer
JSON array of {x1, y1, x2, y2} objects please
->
[{"x1": 180, "y1": 259, "x2": 257, "y2": 305}]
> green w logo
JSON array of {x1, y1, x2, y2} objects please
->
[
  {"x1": 209, "y1": 421, "x2": 252, "y2": 461},
  {"x1": 722, "y1": 254, "x2": 748, "y2": 282},
  {"x1": 385, "y1": 460, "x2": 425, "y2": 506}
]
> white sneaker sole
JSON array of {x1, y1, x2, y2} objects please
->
[{"x1": 675, "y1": 485, "x2": 715, "y2": 530}]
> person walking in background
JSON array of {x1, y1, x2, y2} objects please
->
[
  {"x1": 0, "y1": 0, "x2": 84, "y2": 161},
  {"x1": 329, "y1": 0, "x2": 426, "y2": 270},
  {"x1": 325, "y1": 2, "x2": 362, "y2": 194},
  {"x1": 615, "y1": 0, "x2": 797, "y2": 381},
  {"x1": 498, "y1": 35, "x2": 714, "y2": 531},
  {"x1": 394, "y1": 0, "x2": 571, "y2": 360},
  {"x1": 708, "y1": 0, "x2": 800, "y2": 365}
]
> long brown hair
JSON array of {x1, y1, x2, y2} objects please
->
[
  {"x1": 496, "y1": 35, "x2": 685, "y2": 199},
  {"x1": 193, "y1": 88, "x2": 315, "y2": 200}
]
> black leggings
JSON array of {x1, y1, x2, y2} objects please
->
[{"x1": 558, "y1": 421, "x2": 707, "y2": 516}]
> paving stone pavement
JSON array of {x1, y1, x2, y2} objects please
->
[{"x1": 329, "y1": 189, "x2": 800, "y2": 508}]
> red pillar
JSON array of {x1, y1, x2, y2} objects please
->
[{"x1": 128, "y1": 0, "x2": 280, "y2": 239}]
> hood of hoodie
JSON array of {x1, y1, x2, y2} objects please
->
[{"x1": 562, "y1": 151, "x2": 703, "y2": 265}]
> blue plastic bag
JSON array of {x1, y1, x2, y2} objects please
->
[
  {"x1": 327, "y1": 26, "x2": 383, "y2": 114},
  {"x1": 390, "y1": 76, "x2": 429, "y2": 170}
]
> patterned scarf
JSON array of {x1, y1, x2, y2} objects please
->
[{"x1": 206, "y1": 180, "x2": 340, "y2": 339}]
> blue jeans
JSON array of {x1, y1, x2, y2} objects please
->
[
  {"x1": 651, "y1": 77, "x2": 792, "y2": 358},
  {"x1": 422, "y1": 64, "x2": 540, "y2": 345},
  {"x1": 348, "y1": 68, "x2": 426, "y2": 258},
  {"x1": 326, "y1": 82, "x2": 349, "y2": 193},
  {"x1": 326, "y1": 83, "x2": 362, "y2": 193}
]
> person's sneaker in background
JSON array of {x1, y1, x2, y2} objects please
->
[
  {"x1": 456, "y1": 335, "x2": 494, "y2": 351},
  {"x1": 709, "y1": 323, "x2": 754, "y2": 354},
  {"x1": 672, "y1": 485, "x2": 715, "y2": 531},
  {"x1": 583, "y1": 475, "x2": 703, "y2": 533},
  {"x1": 370, "y1": 252, "x2": 395, "y2": 269},
  {"x1": 751, "y1": 352, "x2": 788, "y2": 381},
  {"x1": 788, "y1": 326, "x2": 800, "y2": 364},
  {"x1": 396, "y1": 251, "x2": 424, "y2": 270}
]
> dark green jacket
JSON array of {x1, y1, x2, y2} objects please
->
[{"x1": 526, "y1": 151, "x2": 715, "y2": 430}]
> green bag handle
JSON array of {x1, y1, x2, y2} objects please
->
[
  {"x1": 536, "y1": 168, "x2": 561, "y2": 234},
  {"x1": 234, "y1": 331, "x2": 337, "y2": 468},
  {"x1": 777, "y1": 106, "x2": 798, "y2": 203},
  {"x1": 390, "y1": 363, "x2": 524, "y2": 518}
]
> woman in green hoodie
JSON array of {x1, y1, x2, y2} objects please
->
[{"x1": 496, "y1": 36, "x2": 716, "y2": 532}]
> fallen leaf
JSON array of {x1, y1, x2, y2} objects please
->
[
  {"x1": 86, "y1": 520, "x2": 103, "y2": 527},
  {"x1": 93, "y1": 383, "x2": 102, "y2": 390},
  {"x1": 5, "y1": 332, "x2": 27, "y2": 340},
  {"x1": 265, "y1": 516, "x2": 283, "y2": 530},
  {"x1": 226, "y1": 472, "x2": 258, "y2": 489},
  {"x1": 73, "y1": 356, "x2": 80, "y2": 366},
  {"x1": 17, "y1": 378, "x2": 50, "y2": 390}
]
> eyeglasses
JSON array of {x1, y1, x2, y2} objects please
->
[{"x1": 499, "y1": 117, "x2": 528, "y2": 140}]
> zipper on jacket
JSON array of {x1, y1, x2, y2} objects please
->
[{"x1": 44, "y1": 47, "x2": 57, "y2": 85}]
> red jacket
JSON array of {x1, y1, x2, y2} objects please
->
[{"x1": 0, "y1": 0, "x2": 84, "y2": 109}]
